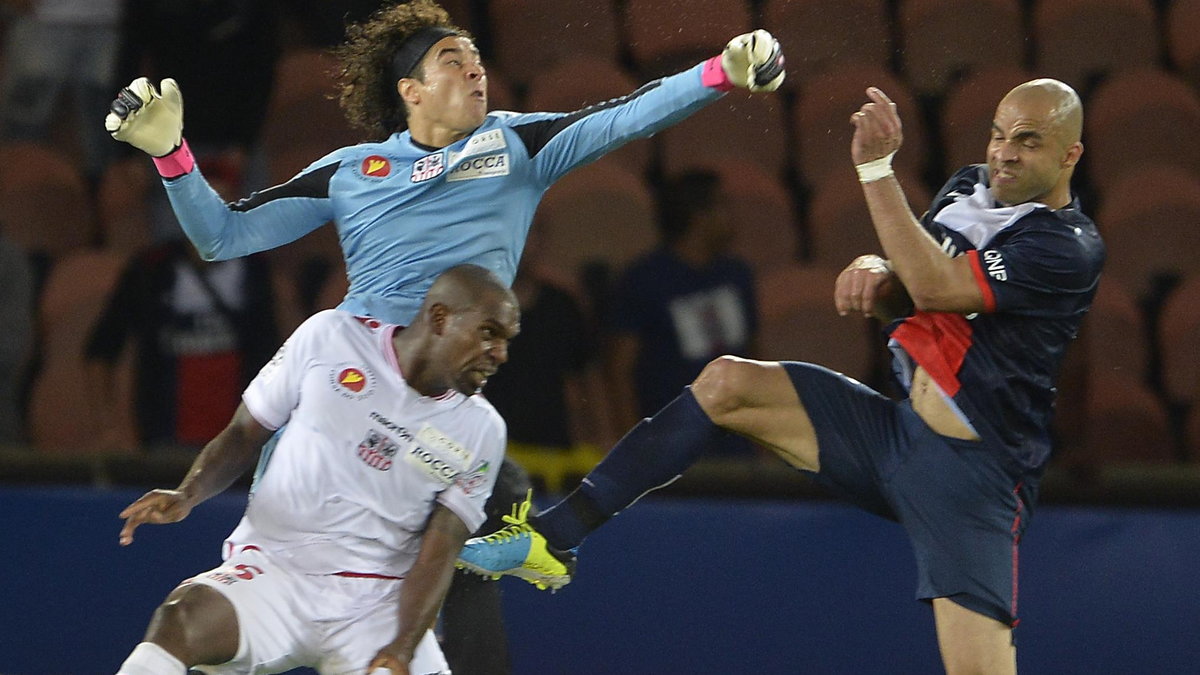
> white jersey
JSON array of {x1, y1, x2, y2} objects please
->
[{"x1": 227, "y1": 309, "x2": 505, "y2": 577}]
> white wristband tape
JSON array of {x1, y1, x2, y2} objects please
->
[{"x1": 855, "y1": 151, "x2": 896, "y2": 183}]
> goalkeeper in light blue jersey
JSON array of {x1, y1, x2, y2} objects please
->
[{"x1": 105, "y1": 0, "x2": 786, "y2": 327}]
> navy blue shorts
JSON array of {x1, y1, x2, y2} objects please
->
[{"x1": 783, "y1": 362, "x2": 1033, "y2": 626}]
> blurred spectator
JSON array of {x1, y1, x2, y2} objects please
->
[
  {"x1": 0, "y1": 0, "x2": 123, "y2": 179},
  {"x1": 116, "y1": 0, "x2": 281, "y2": 165},
  {"x1": 0, "y1": 228, "x2": 35, "y2": 444},
  {"x1": 605, "y1": 170, "x2": 759, "y2": 447},
  {"x1": 84, "y1": 162, "x2": 277, "y2": 452},
  {"x1": 85, "y1": 239, "x2": 278, "y2": 452}
]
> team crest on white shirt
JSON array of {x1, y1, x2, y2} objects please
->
[
  {"x1": 329, "y1": 364, "x2": 376, "y2": 400},
  {"x1": 357, "y1": 429, "x2": 399, "y2": 471},
  {"x1": 455, "y1": 460, "x2": 492, "y2": 495}
]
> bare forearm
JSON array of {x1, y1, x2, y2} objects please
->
[
  {"x1": 860, "y1": 177, "x2": 956, "y2": 301},
  {"x1": 177, "y1": 405, "x2": 271, "y2": 505},
  {"x1": 390, "y1": 507, "x2": 469, "y2": 661}
]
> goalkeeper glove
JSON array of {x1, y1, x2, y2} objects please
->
[
  {"x1": 105, "y1": 77, "x2": 183, "y2": 157},
  {"x1": 721, "y1": 30, "x2": 786, "y2": 92}
]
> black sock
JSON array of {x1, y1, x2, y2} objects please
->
[{"x1": 534, "y1": 388, "x2": 730, "y2": 550}]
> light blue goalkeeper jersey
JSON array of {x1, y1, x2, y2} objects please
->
[{"x1": 164, "y1": 62, "x2": 723, "y2": 325}]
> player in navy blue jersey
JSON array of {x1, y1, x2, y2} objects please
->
[{"x1": 459, "y1": 79, "x2": 1103, "y2": 674}]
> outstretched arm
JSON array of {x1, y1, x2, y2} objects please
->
[
  {"x1": 118, "y1": 403, "x2": 274, "y2": 545},
  {"x1": 366, "y1": 504, "x2": 472, "y2": 674},
  {"x1": 850, "y1": 88, "x2": 985, "y2": 315},
  {"x1": 105, "y1": 77, "x2": 335, "y2": 261}
]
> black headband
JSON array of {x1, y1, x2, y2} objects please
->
[{"x1": 391, "y1": 26, "x2": 459, "y2": 81}]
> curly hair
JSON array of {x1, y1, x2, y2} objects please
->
[{"x1": 333, "y1": 0, "x2": 472, "y2": 141}]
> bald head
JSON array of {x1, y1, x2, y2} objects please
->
[
  {"x1": 425, "y1": 264, "x2": 516, "y2": 313},
  {"x1": 1001, "y1": 78, "x2": 1083, "y2": 147}
]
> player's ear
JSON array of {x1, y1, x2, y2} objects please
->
[{"x1": 428, "y1": 303, "x2": 450, "y2": 334}]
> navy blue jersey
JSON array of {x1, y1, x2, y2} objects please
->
[
  {"x1": 163, "y1": 63, "x2": 721, "y2": 325},
  {"x1": 886, "y1": 165, "x2": 1105, "y2": 472}
]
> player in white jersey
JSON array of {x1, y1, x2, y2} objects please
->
[{"x1": 114, "y1": 265, "x2": 519, "y2": 675}]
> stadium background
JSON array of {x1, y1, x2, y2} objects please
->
[{"x1": 1, "y1": 0, "x2": 1199, "y2": 673}]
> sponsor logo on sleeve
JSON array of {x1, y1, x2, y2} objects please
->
[
  {"x1": 983, "y1": 249, "x2": 1008, "y2": 281},
  {"x1": 329, "y1": 364, "x2": 376, "y2": 399},
  {"x1": 446, "y1": 152, "x2": 509, "y2": 182},
  {"x1": 455, "y1": 460, "x2": 492, "y2": 495},
  {"x1": 361, "y1": 155, "x2": 392, "y2": 179},
  {"x1": 410, "y1": 152, "x2": 445, "y2": 183}
]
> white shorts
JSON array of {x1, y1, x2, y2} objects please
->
[{"x1": 186, "y1": 547, "x2": 449, "y2": 675}]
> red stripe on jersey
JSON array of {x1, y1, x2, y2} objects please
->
[
  {"x1": 334, "y1": 571, "x2": 404, "y2": 580},
  {"x1": 891, "y1": 312, "x2": 974, "y2": 397},
  {"x1": 1010, "y1": 481, "x2": 1024, "y2": 627},
  {"x1": 966, "y1": 250, "x2": 997, "y2": 313}
]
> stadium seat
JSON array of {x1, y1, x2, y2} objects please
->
[
  {"x1": 623, "y1": 0, "x2": 752, "y2": 78},
  {"x1": 761, "y1": 0, "x2": 891, "y2": 88},
  {"x1": 1084, "y1": 370, "x2": 1175, "y2": 464},
  {"x1": 488, "y1": 0, "x2": 622, "y2": 89},
  {"x1": 659, "y1": 90, "x2": 790, "y2": 177},
  {"x1": 0, "y1": 141, "x2": 93, "y2": 258},
  {"x1": 27, "y1": 250, "x2": 137, "y2": 454},
  {"x1": 665, "y1": 160, "x2": 800, "y2": 273},
  {"x1": 1032, "y1": 0, "x2": 1159, "y2": 93},
  {"x1": 755, "y1": 263, "x2": 877, "y2": 382},
  {"x1": 805, "y1": 168, "x2": 932, "y2": 268},
  {"x1": 938, "y1": 66, "x2": 1034, "y2": 176},
  {"x1": 898, "y1": 0, "x2": 1025, "y2": 99},
  {"x1": 1082, "y1": 278, "x2": 1149, "y2": 382},
  {"x1": 262, "y1": 49, "x2": 362, "y2": 163},
  {"x1": 1168, "y1": 0, "x2": 1200, "y2": 88},
  {"x1": 1159, "y1": 275, "x2": 1200, "y2": 406},
  {"x1": 1095, "y1": 166, "x2": 1200, "y2": 296},
  {"x1": 792, "y1": 63, "x2": 926, "y2": 190},
  {"x1": 533, "y1": 160, "x2": 658, "y2": 293},
  {"x1": 523, "y1": 56, "x2": 651, "y2": 175},
  {"x1": 1084, "y1": 67, "x2": 1200, "y2": 194}
]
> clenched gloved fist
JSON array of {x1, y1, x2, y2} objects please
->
[
  {"x1": 105, "y1": 77, "x2": 183, "y2": 157},
  {"x1": 721, "y1": 29, "x2": 786, "y2": 92}
]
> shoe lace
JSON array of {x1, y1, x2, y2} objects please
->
[{"x1": 479, "y1": 495, "x2": 533, "y2": 544}]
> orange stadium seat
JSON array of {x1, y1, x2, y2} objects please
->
[
  {"x1": 1032, "y1": 0, "x2": 1159, "y2": 93},
  {"x1": 1168, "y1": 0, "x2": 1200, "y2": 88},
  {"x1": 1084, "y1": 370, "x2": 1175, "y2": 464},
  {"x1": 664, "y1": 160, "x2": 801, "y2": 273},
  {"x1": 532, "y1": 160, "x2": 658, "y2": 293},
  {"x1": 1095, "y1": 166, "x2": 1200, "y2": 296},
  {"x1": 524, "y1": 56, "x2": 651, "y2": 175},
  {"x1": 262, "y1": 49, "x2": 362, "y2": 168},
  {"x1": 1081, "y1": 278, "x2": 1149, "y2": 383},
  {"x1": 0, "y1": 141, "x2": 93, "y2": 258},
  {"x1": 488, "y1": 0, "x2": 622, "y2": 89},
  {"x1": 899, "y1": 0, "x2": 1025, "y2": 99},
  {"x1": 1159, "y1": 275, "x2": 1200, "y2": 407},
  {"x1": 805, "y1": 168, "x2": 932, "y2": 268},
  {"x1": 793, "y1": 63, "x2": 926, "y2": 190},
  {"x1": 658, "y1": 90, "x2": 790, "y2": 177},
  {"x1": 939, "y1": 66, "x2": 1034, "y2": 176},
  {"x1": 755, "y1": 264, "x2": 877, "y2": 382},
  {"x1": 623, "y1": 0, "x2": 752, "y2": 78},
  {"x1": 761, "y1": 0, "x2": 891, "y2": 88},
  {"x1": 1083, "y1": 67, "x2": 1200, "y2": 194},
  {"x1": 27, "y1": 250, "x2": 137, "y2": 454}
]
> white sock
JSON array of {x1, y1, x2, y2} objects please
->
[{"x1": 116, "y1": 642, "x2": 187, "y2": 675}]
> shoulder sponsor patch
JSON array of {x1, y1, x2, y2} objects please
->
[
  {"x1": 458, "y1": 128, "x2": 507, "y2": 157},
  {"x1": 411, "y1": 152, "x2": 445, "y2": 183},
  {"x1": 446, "y1": 152, "x2": 509, "y2": 182},
  {"x1": 455, "y1": 460, "x2": 492, "y2": 495}
]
